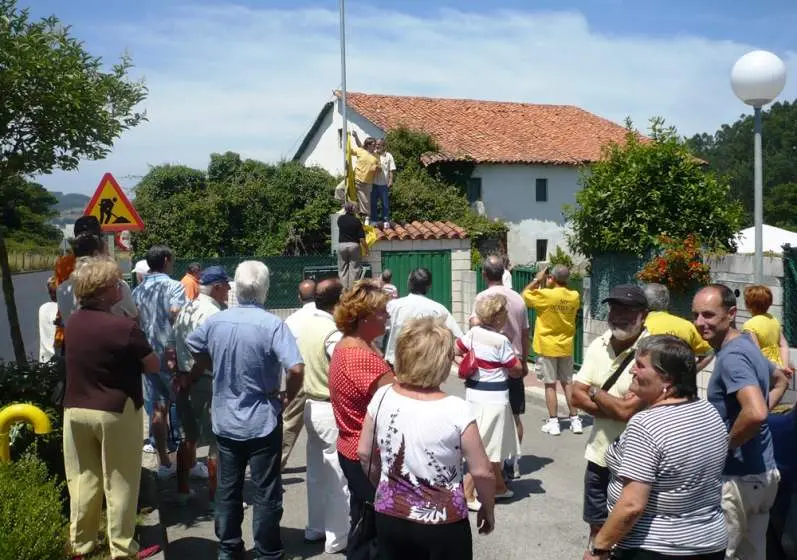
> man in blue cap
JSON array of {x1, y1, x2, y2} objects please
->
[{"x1": 172, "y1": 265, "x2": 231, "y2": 506}]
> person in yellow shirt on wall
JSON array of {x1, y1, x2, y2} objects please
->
[
  {"x1": 742, "y1": 284, "x2": 791, "y2": 368},
  {"x1": 349, "y1": 131, "x2": 380, "y2": 223},
  {"x1": 643, "y1": 283, "x2": 713, "y2": 370},
  {"x1": 522, "y1": 265, "x2": 582, "y2": 436}
]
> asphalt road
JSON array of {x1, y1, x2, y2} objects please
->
[
  {"x1": 148, "y1": 379, "x2": 590, "y2": 559},
  {"x1": 0, "y1": 270, "x2": 52, "y2": 363}
]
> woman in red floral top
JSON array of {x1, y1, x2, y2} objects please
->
[{"x1": 329, "y1": 280, "x2": 394, "y2": 558}]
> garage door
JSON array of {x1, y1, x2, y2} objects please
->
[{"x1": 381, "y1": 250, "x2": 452, "y2": 311}]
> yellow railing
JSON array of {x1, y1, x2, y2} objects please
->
[{"x1": 0, "y1": 404, "x2": 53, "y2": 463}]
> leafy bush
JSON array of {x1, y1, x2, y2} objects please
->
[
  {"x1": 0, "y1": 456, "x2": 68, "y2": 560},
  {"x1": 548, "y1": 246, "x2": 574, "y2": 269}
]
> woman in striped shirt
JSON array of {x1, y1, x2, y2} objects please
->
[{"x1": 585, "y1": 335, "x2": 728, "y2": 560}]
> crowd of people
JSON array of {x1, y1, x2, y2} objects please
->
[{"x1": 37, "y1": 217, "x2": 795, "y2": 560}]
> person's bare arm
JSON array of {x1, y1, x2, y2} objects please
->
[
  {"x1": 358, "y1": 413, "x2": 381, "y2": 486},
  {"x1": 779, "y1": 331, "x2": 791, "y2": 369},
  {"x1": 507, "y1": 358, "x2": 524, "y2": 379},
  {"x1": 730, "y1": 385, "x2": 769, "y2": 449},
  {"x1": 141, "y1": 352, "x2": 161, "y2": 374},
  {"x1": 571, "y1": 381, "x2": 602, "y2": 416},
  {"x1": 351, "y1": 130, "x2": 362, "y2": 147},
  {"x1": 592, "y1": 390, "x2": 645, "y2": 422},
  {"x1": 285, "y1": 364, "x2": 304, "y2": 404},
  {"x1": 522, "y1": 266, "x2": 548, "y2": 295},
  {"x1": 521, "y1": 327, "x2": 530, "y2": 377},
  {"x1": 461, "y1": 422, "x2": 495, "y2": 535},
  {"x1": 769, "y1": 368, "x2": 790, "y2": 410},
  {"x1": 589, "y1": 480, "x2": 651, "y2": 555}
]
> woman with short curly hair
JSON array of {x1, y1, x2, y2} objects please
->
[
  {"x1": 329, "y1": 280, "x2": 395, "y2": 557},
  {"x1": 63, "y1": 257, "x2": 161, "y2": 559}
]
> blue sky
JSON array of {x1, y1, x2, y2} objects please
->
[{"x1": 24, "y1": 0, "x2": 797, "y2": 195}]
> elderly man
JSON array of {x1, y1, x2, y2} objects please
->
[
  {"x1": 281, "y1": 279, "x2": 317, "y2": 469},
  {"x1": 472, "y1": 255, "x2": 529, "y2": 478},
  {"x1": 187, "y1": 261, "x2": 304, "y2": 560},
  {"x1": 384, "y1": 267, "x2": 463, "y2": 366},
  {"x1": 693, "y1": 284, "x2": 785, "y2": 560},
  {"x1": 644, "y1": 283, "x2": 712, "y2": 370},
  {"x1": 172, "y1": 266, "x2": 231, "y2": 506},
  {"x1": 132, "y1": 245, "x2": 186, "y2": 477},
  {"x1": 298, "y1": 279, "x2": 348, "y2": 554},
  {"x1": 522, "y1": 264, "x2": 581, "y2": 435},
  {"x1": 571, "y1": 284, "x2": 648, "y2": 546}
]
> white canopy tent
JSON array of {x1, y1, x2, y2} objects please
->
[{"x1": 736, "y1": 224, "x2": 797, "y2": 254}]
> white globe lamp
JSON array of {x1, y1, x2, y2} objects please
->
[{"x1": 730, "y1": 50, "x2": 787, "y2": 282}]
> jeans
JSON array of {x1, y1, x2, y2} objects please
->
[
  {"x1": 216, "y1": 427, "x2": 284, "y2": 560},
  {"x1": 142, "y1": 373, "x2": 181, "y2": 450},
  {"x1": 370, "y1": 184, "x2": 390, "y2": 223}
]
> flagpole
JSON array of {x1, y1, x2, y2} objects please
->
[{"x1": 339, "y1": 0, "x2": 348, "y2": 177}]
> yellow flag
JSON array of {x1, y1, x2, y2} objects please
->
[
  {"x1": 345, "y1": 135, "x2": 356, "y2": 202},
  {"x1": 362, "y1": 223, "x2": 379, "y2": 255}
]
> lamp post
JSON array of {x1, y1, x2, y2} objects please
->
[{"x1": 730, "y1": 50, "x2": 787, "y2": 283}]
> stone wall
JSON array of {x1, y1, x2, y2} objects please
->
[{"x1": 581, "y1": 255, "x2": 795, "y2": 401}]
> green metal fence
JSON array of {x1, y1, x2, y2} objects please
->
[
  {"x1": 784, "y1": 245, "x2": 797, "y2": 346},
  {"x1": 474, "y1": 265, "x2": 584, "y2": 368}
]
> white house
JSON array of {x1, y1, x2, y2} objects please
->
[{"x1": 293, "y1": 91, "x2": 631, "y2": 265}]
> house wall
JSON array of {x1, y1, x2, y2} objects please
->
[
  {"x1": 581, "y1": 255, "x2": 796, "y2": 403},
  {"x1": 472, "y1": 164, "x2": 581, "y2": 266},
  {"x1": 297, "y1": 98, "x2": 384, "y2": 175},
  {"x1": 362, "y1": 238, "x2": 474, "y2": 329}
]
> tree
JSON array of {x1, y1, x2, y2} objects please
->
[
  {"x1": 764, "y1": 183, "x2": 797, "y2": 231},
  {"x1": 0, "y1": 178, "x2": 61, "y2": 250},
  {"x1": 0, "y1": 0, "x2": 147, "y2": 364},
  {"x1": 686, "y1": 99, "x2": 797, "y2": 230},
  {"x1": 564, "y1": 118, "x2": 744, "y2": 258}
]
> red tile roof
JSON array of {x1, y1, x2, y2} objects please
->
[
  {"x1": 375, "y1": 221, "x2": 468, "y2": 242},
  {"x1": 337, "y1": 92, "x2": 633, "y2": 165}
]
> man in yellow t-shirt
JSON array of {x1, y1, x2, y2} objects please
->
[
  {"x1": 350, "y1": 131, "x2": 379, "y2": 222},
  {"x1": 643, "y1": 283, "x2": 713, "y2": 370},
  {"x1": 522, "y1": 265, "x2": 581, "y2": 435}
]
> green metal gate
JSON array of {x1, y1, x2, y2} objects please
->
[{"x1": 381, "y1": 250, "x2": 452, "y2": 311}]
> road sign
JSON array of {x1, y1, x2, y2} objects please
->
[{"x1": 83, "y1": 173, "x2": 145, "y2": 232}]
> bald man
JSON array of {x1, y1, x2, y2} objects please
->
[{"x1": 281, "y1": 279, "x2": 317, "y2": 468}]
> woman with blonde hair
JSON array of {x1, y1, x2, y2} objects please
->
[
  {"x1": 63, "y1": 257, "x2": 162, "y2": 560},
  {"x1": 456, "y1": 293, "x2": 523, "y2": 510},
  {"x1": 358, "y1": 317, "x2": 495, "y2": 559},
  {"x1": 329, "y1": 280, "x2": 394, "y2": 558}
]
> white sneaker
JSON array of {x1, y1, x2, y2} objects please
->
[
  {"x1": 190, "y1": 462, "x2": 209, "y2": 480},
  {"x1": 383, "y1": 221, "x2": 391, "y2": 229},
  {"x1": 157, "y1": 463, "x2": 177, "y2": 479},
  {"x1": 495, "y1": 489, "x2": 514, "y2": 500},
  {"x1": 541, "y1": 418, "x2": 561, "y2": 436},
  {"x1": 570, "y1": 415, "x2": 583, "y2": 434},
  {"x1": 467, "y1": 499, "x2": 482, "y2": 512},
  {"x1": 142, "y1": 443, "x2": 156, "y2": 454}
]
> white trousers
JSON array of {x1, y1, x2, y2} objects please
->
[
  {"x1": 304, "y1": 399, "x2": 350, "y2": 553},
  {"x1": 723, "y1": 469, "x2": 780, "y2": 560}
]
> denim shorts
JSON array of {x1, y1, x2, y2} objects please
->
[{"x1": 583, "y1": 460, "x2": 610, "y2": 525}]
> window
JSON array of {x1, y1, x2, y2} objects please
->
[
  {"x1": 535, "y1": 178, "x2": 548, "y2": 202},
  {"x1": 466, "y1": 177, "x2": 482, "y2": 204},
  {"x1": 536, "y1": 239, "x2": 548, "y2": 262},
  {"x1": 337, "y1": 128, "x2": 343, "y2": 148}
]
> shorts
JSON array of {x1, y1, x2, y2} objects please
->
[
  {"x1": 583, "y1": 460, "x2": 610, "y2": 526},
  {"x1": 143, "y1": 371, "x2": 175, "y2": 406},
  {"x1": 508, "y1": 377, "x2": 526, "y2": 415},
  {"x1": 535, "y1": 356, "x2": 574, "y2": 384},
  {"x1": 176, "y1": 375, "x2": 215, "y2": 453}
]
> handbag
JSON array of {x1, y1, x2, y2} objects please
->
[
  {"x1": 349, "y1": 389, "x2": 389, "y2": 560},
  {"x1": 458, "y1": 331, "x2": 478, "y2": 380}
]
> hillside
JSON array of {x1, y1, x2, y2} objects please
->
[{"x1": 49, "y1": 191, "x2": 90, "y2": 226}]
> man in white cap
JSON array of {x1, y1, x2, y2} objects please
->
[{"x1": 134, "y1": 259, "x2": 150, "y2": 285}]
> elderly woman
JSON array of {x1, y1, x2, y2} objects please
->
[
  {"x1": 584, "y1": 335, "x2": 728, "y2": 560},
  {"x1": 63, "y1": 257, "x2": 161, "y2": 560},
  {"x1": 329, "y1": 280, "x2": 394, "y2": 558},
  {"x1": 358, "y1": 317, "x2": 495, "y2": 559},
  {"x1": 457, "y1": 293, "x2": 523, "y2": 508}
]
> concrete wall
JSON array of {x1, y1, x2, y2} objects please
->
[
  {"x1": 472, "y1": 164, "x2": 581, "y2": 266},
  {"x1": 297, "y1": 98, "x2": 385, "y2": 175},
  {"x1": 581, "y1": 255, "x2": 795, "y2": 401},
  {"x1": 362, "y1": 237, "x2": 473, "y2": 330}
]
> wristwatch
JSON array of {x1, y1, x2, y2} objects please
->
[
  {"x1": 589, "y1": 545, "x2": 611, "y2": 556},
  {"x1": 589, "y1": 386, "x2": 600, "y2": 401}
]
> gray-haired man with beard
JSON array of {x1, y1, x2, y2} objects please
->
[{"x1": 571, "y1": 284, "x2": 649, "y2": 552}]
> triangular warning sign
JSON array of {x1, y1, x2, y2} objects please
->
[{"x1": 83, "y1": 173, "x2": 145, "y2": 233}]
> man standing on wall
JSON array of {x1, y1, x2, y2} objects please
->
[
  {"x1": 371, "y1": 138, "x2": 396, "y2": 229},
  {"x1": 522, "y1": 265, "x2": 582, "y2": 435},
  {"x1": 349, "y1": 131, "x2": 379, "y2": 223}
]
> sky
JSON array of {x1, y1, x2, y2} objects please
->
[{"x1": 26, "y1": 0, "x2": 797, "y2": 196}]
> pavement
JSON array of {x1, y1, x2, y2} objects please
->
[{"x1": 140, "y1": 372, "x2": 590, "y2": 559}]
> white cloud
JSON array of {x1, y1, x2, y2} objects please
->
[{"x1": 42, "y1": 3, "x2": 797, "y2": 194}]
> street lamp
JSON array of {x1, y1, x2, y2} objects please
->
[{"x1": 730, "y1": 50, "x2": 787, "y2": 282}]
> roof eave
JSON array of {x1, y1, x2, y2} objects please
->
[{"x1": 292, "y1": 100, "x2": 334, "y2": 162}]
